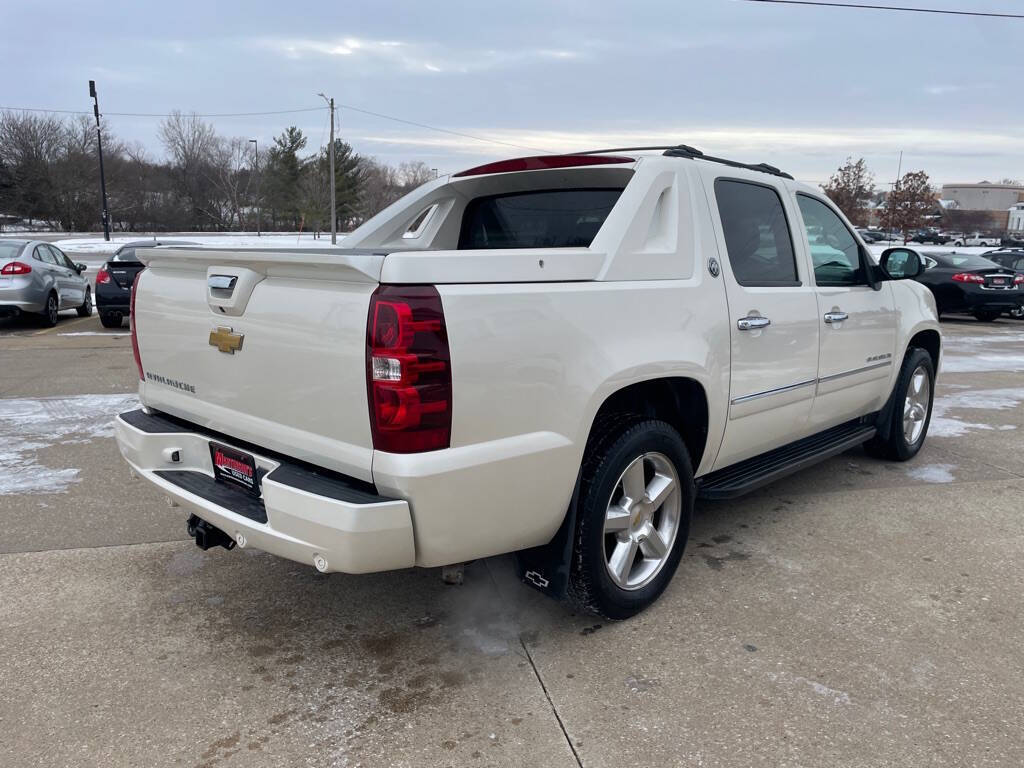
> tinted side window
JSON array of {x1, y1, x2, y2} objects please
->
[
  {"x1": 797, "y1": 195, "x2": 866, "y2": 286},
  {"x1": 714, "y1": 179, "x2": 798, "y2": 286},
  {"x1": 458, "y1": 188, "x2": 623, "y2": 250},
  {"x1": 35, "y1": 245, "x2": 57, "y2": 265},
  {"x1": 49, "y1": 245, "x2": 75, "y2": 270}
]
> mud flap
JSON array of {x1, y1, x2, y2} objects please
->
[{"x1": 513, "y1": 471, "x2": 581, "y2": 600}]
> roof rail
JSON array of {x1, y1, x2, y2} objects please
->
[
  {"x1": 663, "y1": 145, "x2": 794, "y2": 180},
  {"x1": 572, "y1": 144, "x2": 704, "y2": 156},
  {"x1": 571, "y1": 143, "x2": 794, "y2": 180}
]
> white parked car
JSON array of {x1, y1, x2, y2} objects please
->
[
  {"x1": 952, "y1": 232, "x2": 998, "y2": 247},
  {"x1": 116, "y1": 146, "x2": 941, "y2": 618}
]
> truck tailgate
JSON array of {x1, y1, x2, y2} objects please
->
[{"x1": 133, "y1": 247, "x2": 386, "y2": 482}]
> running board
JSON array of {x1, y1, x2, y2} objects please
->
[{"x1": 697, "y1": 419, "x2": 877, "y2": 500}]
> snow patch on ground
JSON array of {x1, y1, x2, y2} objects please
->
[
  {"x1": 0, "y1": 393, "x2": 138, "y2": 495},
  {"x1": 942, "y1": 330, "x2": 1024, "y2": 374},
  {"x1": 907, "y1": 463, "x2": 956, "y2": 483},
  {"x1": 941, "y1": 354, "x2": 1024, "y2": 374},
  {"x1": 929, "y1": 388, "x2": 1024, "y2": 438},
  {"x1": 54, "y1": 232, "x2": 351, "y2": 257}
]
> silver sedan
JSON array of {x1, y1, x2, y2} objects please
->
[{"x1": 0, "y1": 239, "x2": 93, "y2": 326}]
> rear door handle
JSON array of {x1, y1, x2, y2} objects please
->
[
  {"x1": 737, "y1": 315, "x2": 771, "y2": 331},
  {"x1": 824, "y1": 311, "x2": 849, "y2": 324}
]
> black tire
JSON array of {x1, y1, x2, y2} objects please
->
[
  {"x1": 567, "y1": 417, "x2": 694, "y2": 620},
  {"x1": 76, "y1": 287, "x2": 93, "y2": 317},
  {"x1": 865, "y1": 348, "x2": 935, "y2": 461},
  {"x1": 40, "y1": 292, "x2": 58, "y2": 327},
  {"x1": 100, "y1": 313, "x2": 122, "y2": 329},
  {"x1": 973, "y1": 310, "x2": 1000, "y2": 322}
]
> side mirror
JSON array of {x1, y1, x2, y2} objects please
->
[
  {"x1": 76, "y1": 263, "x2": 88, "y2": 273},
  {"x1": 880, "y1": 247, "x2": 923, "y2": 280}
]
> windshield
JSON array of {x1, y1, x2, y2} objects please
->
[{"x1": 457, "y1": 188, "x2": 624, "y2": 249}]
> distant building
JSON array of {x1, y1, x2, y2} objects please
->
[
  {"x1": 1010, "y1": 203, "x2": 1024, "y2": 234},
  {"x1": 942, "y1": 182, "x2": 1024, "y2": 210}
]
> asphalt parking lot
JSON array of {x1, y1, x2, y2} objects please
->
[{"x1": 2, "y1": 311, "x2": 1023, "y2": 767}]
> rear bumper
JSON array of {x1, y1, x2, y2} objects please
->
[
  {"x1": 943, "y1": 286, "x2": 1022, "y2": 313},
  {"x1": 95, "y1": 282, "x2": 130, "y2": 310},
  {"x1": 115, "y1": 409, "x2": 415, "y2": 574},
  {"x1": 0, "y1": 285, "x2": 45, "y2": 314}
]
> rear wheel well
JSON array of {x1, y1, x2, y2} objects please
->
[
  {"x1": 589, "y1": 378, "x2": 709, "y2": 469},
  {"x1": 909, "y1": 329, "x2": 940, "y2": 370}
]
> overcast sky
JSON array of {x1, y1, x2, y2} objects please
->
[{"x1": 6, "y1": 0, "x2": 1022, "y2": 187}]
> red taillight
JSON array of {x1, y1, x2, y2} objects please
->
[
  {"x1": 452, "y1": 154, "x2": 634, "y2": 178},
  {"x1": 96, "y1": 265, "x2": 111, "y2": 284},
  {"x1": 0, "y1": 261, "x2": 31, "y2": 275},
  {"x1": 1014, "y1": 274, "x2": 1024, "y2": 285},
  {"x1": 130, "y1": 270, "x2": 145, "y2": 381},
  {"x1": 952, "y1": 273, "x2": 985, "y2": 284},
  {"x1": 366, "y1": 285, "x2": 451, "y2": 453}
]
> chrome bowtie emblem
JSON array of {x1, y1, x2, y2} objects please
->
[{"x1": 209, "y1": 326, "x2": 244, "y2": 354}]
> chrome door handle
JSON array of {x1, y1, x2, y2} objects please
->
[
  {"x1": 824, "y1": 311, "x2": 849, "y2": 324},
  {"x1": 737, "y1": 315, "x2": 771, "y2": 331},
  {"x1": 208, "y1": 275, "x2": 237, "y2": 291}
]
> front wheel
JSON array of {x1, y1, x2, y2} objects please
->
[
  {"x1": 567, "y1": 418, "x2": 694, "y2": 620},
  {"x1": 865, "y1": 348, "x2": 935, "y2": 461},
  {"x1": 973, "y1": 310, "x2": 1000, "y2": 322},
  {"x1": 76, "y1": 287, "x2": 93, "y2": 317}
]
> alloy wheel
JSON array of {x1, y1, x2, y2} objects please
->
[
  {"x1": 903, "y1": 365, "x2": 931, "y2": 444},
  {"x1": 602, "y1": 452, "x2": 681, "y2": 591}
]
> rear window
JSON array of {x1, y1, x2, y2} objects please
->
[
  {"x1": 933, "y1": 254, "x2": 1001, "y2": 269},
  {"x1": 457, "y1": 188, "x2": 623, "y2": 249},
  {"x1": 0, "y1": 241, "x2": 25, "y2": 260},
  {"x1": 112, "y1": 248, "x2": 136, "y2": 262}
]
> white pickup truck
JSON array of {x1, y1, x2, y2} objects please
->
[{"x1": 116, "y1": 146, "x2": 941, "y2": 619}]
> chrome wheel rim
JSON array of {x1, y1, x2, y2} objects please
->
[
  {"x1": 602, "y1": 452, "x2": 681, "y2": 591},
  {"x1": 903, "y1": 365, "x2": 931, "y2": 444}
]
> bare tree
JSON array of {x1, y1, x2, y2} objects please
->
[
  {"x1": 0, "y1": 111, "x2": 64, "y2": 222},
  {"x1": 158, "y1": 111, "x2": 220, "y2": 229},
  {"x1": 822, "y1": 157, "x2": 875, "y2": 227},
  {"x1": 209, "y1": 137, "x2": 256, "y2": 230}
]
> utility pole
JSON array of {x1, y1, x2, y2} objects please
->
[
  {"x1": 887, "y1": 150, "x2": 903, "y2": 244},
  {"x1": 318, "y1": 92, "x2": 337, "y2": 244},
  {"x1": 249, "y1": 138, "x2": 260, "y2": 236},
  {"x1": 88, "y1": 80, "x2": 111, "y2": 241}
]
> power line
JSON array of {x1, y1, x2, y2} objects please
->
[
  {"x1": 743, "y1": 0, "x2": 1024, "y2": 19},
  {"x1": 0, "y1": 105, "x2": 327, "y2": 118},
  {"x1": 334, "y1": 102, "x2": 552, "y2": 153},
  {"x1": 0, "y1": 102, "x2": 551, "y2": 154}
]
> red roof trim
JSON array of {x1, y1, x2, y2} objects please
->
[{"x1": 452, "y1": 154, "x2": 635, "y2": 178}]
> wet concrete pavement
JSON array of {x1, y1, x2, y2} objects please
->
[{"x1": 1, "y1": 314, "x2": 1023, "y2": 767}]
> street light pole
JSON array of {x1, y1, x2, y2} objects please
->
[
  {"x1": 318, "y1": 92, "x2": 337, "y2": 244},
  {"x1": 88, "y1": 80, "x2": 111, "y2": 241},
  {"x1": 249, "y1": 138, "x2": 260, "y2": 237}
]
